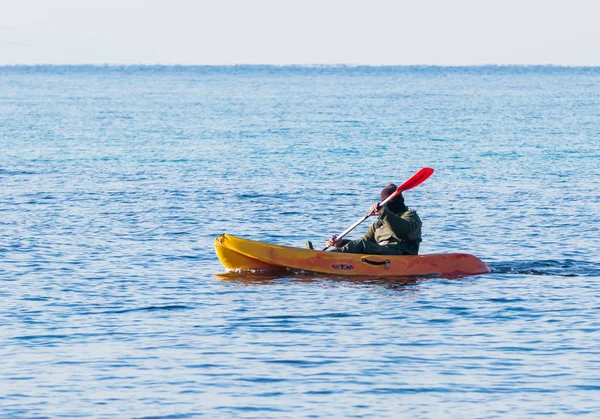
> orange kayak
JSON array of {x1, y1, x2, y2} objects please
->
[{"x1": 215, "y1": 234, "x2": 490, "y2": 277}]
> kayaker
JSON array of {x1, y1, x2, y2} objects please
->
[{"x1": 324, "y1": 184, "x2": 422, "y2": 255}]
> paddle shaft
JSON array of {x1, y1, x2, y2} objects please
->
[
  {"x1": 321, "y1": 192, "x2": 399, "y2": 251},
  {"x1": 321, "y1": 168, "x2": 434, "y2": 251}
]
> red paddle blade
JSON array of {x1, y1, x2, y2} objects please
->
[{"x1": 397, "y1": 167, "x2": 434, "y2": 193}]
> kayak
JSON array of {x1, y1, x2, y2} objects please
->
[{"x1": 215, "y1": 234, "x2": 490, "y2": 277}]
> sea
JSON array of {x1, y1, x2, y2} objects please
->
[{"x1": 1, "y1": 65, "x2": 599, "y2": 418}]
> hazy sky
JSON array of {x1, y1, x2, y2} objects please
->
[{"x1": 1, "y1": 0, "x2": 598, "y2": 65}]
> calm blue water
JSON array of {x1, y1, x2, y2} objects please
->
[{"x1": 1, "y1": 66, "x2": 599, "y2": 418}]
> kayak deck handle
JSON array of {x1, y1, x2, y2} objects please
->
[{"x1": 361, "y1": 258, "x2": 390, "y2": 267}]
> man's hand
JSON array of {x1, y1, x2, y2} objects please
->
[
  {"x1": 326, "y1": 235, "x2": 341, "y2": 248},
  {"x1": 369, "y1": 202, "x2": 383, "y2": 216}
]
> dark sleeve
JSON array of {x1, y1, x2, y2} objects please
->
[
  {"x1": 379, "y1": 207, "x2": 418, "y2": 238},
  {"x1": 361, "y1": 221, "x2": 377, "y2": 242}
]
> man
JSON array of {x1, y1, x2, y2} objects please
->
[{"x1": 325, "y1": 184, "x2": 422, "y2": 255}]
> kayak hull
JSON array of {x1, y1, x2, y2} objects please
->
[{"x1": 215, "y1": 234, "x2": 490, "y2": 277}]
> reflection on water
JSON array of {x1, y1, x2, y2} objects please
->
[{"x1": 214, "y1": 270, "x2": 475, "y2": 291}]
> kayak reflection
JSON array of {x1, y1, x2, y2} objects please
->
[{"x1": 214, "y1": 270, "x2": 475, "y2": 290}]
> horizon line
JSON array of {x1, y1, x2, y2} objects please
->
[{"x1": 1, "y1": 63, "x2": 600, "y2": 68}]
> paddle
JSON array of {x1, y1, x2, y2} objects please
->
[{"x1": 322, "y1": 167, "x2": 434, "y2": 251}]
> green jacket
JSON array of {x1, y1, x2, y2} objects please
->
[{"x1": 363, "y1": 207, "x2": 422, "y2": 255}]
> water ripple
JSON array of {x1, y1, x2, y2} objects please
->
[{"x1": 1, "y1": 66, "x2": 599, "y2": 418}]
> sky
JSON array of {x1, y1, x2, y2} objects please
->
[{"x1": 1, "y1": 0, "x2": 599, "y2": 65}]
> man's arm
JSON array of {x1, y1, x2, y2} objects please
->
[
  {"x1": 361, "y1": 222, "x2": 377, "y2": 242},
  {"x1": 379, "y1": 207, "x2": 419, "y2": 237}
]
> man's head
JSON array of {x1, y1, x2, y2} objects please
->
[{"x1": 380, "y1": 184, "x2": 406, "y2": 214}]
